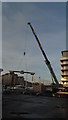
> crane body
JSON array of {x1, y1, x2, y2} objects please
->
[{"x1": 28, "y1": 22, "x2": 59, "y2": 86}]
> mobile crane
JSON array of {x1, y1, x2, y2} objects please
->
[{"x1": 27, "y1": 22, "x2": 60, "y2": 92}]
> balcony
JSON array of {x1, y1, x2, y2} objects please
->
[
  {"x1": 61, "y1": 61, "x2": 68, "y2": 66},
  {"x1": 61, "y1": 68, "x2": 68, "y2": 71},
  {"x1": 60, "y1": 57, "x2": 68, "y2": 61},
  {"x1": 61, "y1": 72, "x2": 68, "y2": 74},
  {"x1": 61, "y1": 77, "x2": 68, "y2": 81},
  {"x1": 61, "y1": 66, "x2": 68, "y2": 69}
]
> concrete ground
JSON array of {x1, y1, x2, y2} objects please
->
[{"x1": 2, "y1": 93, "x2": 68, "y2": 119}]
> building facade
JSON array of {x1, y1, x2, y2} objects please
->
[
  {"x1": 32, "y1": 82, "x2": 46, "y2": 93},
  {"x1": 60, "y1": 50, "x2": 68, "y2": 87},
  {"x1": 2, "y1": 73, "x2": 24, "y2": 86}
]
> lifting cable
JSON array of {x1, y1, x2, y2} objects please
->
[
  {"x1": 17, "y1": 25, "x2": 28, "y2": 73},
  {"x1": 24, "y1": 26, "x2": 28, "y2": 82}
]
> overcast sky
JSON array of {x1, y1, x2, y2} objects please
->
[
  {"x1": 0, "y1": 2, "x2": 2, "y2": 69},
  {"x1": 2, "y1": 0, "x2": 67, "y2": 2},
  {"x1": 2, "y1": 2, "x2": 66, "y2": 84}
]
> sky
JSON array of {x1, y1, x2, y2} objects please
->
[
  {"x1": 0, "y1": 2, "x2": 2, "y2": 69},
  {"x1": 1, "y1": 0, "x2": 67, "y2": 2},
  {"x1": 66, "y1": 2, "x2": 68, "y2": 50},
  {"x1": 2, "y1": 2, "x2": 66, "y2": 84}
]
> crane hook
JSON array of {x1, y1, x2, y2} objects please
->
[{"x1": 24, "y1": 52, "x2": 26, "y2": 56}]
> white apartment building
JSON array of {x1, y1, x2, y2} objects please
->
[{"x1": 60, "y1": 50, "x2": 68, "y2": 87}]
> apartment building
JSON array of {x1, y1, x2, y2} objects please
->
[{"x1": 60, "y1": 50, "x2": 68, "y2": 87}]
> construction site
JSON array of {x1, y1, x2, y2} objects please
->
[{"x1": 1, "y1": 23, "x2": 68, "y2": 119}]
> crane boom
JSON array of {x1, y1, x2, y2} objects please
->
[{"x1": 27, "y1": 22, "x2": 59, "y2": 86}]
